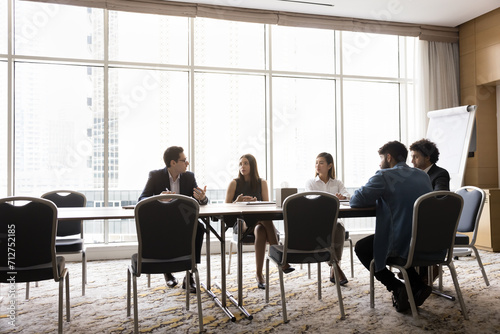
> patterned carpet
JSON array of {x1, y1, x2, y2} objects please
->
[{"x1": 1, "y1": 249, "x2": 499, "y2": 333}]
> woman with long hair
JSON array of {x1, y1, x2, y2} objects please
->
[{"x1": 225, "y1": 154, "x2": 294, "y2": 289}]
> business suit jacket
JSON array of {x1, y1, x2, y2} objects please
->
[
  {"x1": 350, "y1": 162, "x2": 433, "y2": 271},
  {"x1": 427, "y1": 164, "x2": 450, "y2": 191},
  {"x1": 138, "y1": 167, "x2": 208, "y2": 263},
  {"x1": 138, "y1": 167, "x2": 208, "y2": 204}
]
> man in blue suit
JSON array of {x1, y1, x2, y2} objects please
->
[
  {"x1": 139, "y1": 146, "x2": 208, "y2": 293},
  {"x1": 352, "y1": 141, "x2": 433, "y2": 312}
]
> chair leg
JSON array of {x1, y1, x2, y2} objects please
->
[
  {"x1": 278, "y1": 267, "x2": 288, "y2": 323},
  {"x1": 472, "y1": 246, "x2": 490, "y2": 286},
  {"x1": 133, "y1": 273, "x2": 139, "y2": 334},
  {"x1": 447, "y1": 262, "x2": 469, "y2": 320},
  {"x1": 25, "y1": 282, "x2": 30, "y2": 300},
  {"x1": 127, "y1": 267, "x2": 132, "y2": 317},
  {"x1": 185, "y1": 270, "x2": 190, "y2": 310},
  {"x1": 59, "y1": 279, "x2": 63, "y2": 334},
  {"x1": 348, "y1": 238, "x2": 354, "y2": 278},
  {"x1": 307, "y1": 263, "x2": 311, "y2": 279},
  {"x1": 147, "y1": 274, "x2": 151, "y2": 288},
  {"x1": 65, "y1": 273, "x2": 71, "y2": 323},
  {"x1": 82, "y1": 250, "x2": 86, "y2": 296},
  {"x1": 317, "y1": 263, "x2": 322, "y2": 300},
  {"x1": 369, "y1": 260, "x2": 375, "y2": 308},
  {"x1": 193, "y1": 269, "x2": 204, "y2": 332},
  {"x1": 331, "y1": 262, "x2": 346, "y2": 320},
  {"x1": 265, "y1": 258, "x2": 270, "y2": 303},
  {"x1": 228, "y1": 241, "x2": 233, "y2": 275},
  {"x1": 399, "y1": 268, "x2": 419, "y2": 319}
]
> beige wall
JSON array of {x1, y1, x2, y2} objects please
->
[{"x1": 459, "y1": 7, "x2": 500, "y2": 188}]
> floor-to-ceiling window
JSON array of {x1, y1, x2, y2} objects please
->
[{"x1": 3, "y1": 0, "x2": 417, "y2": 242}]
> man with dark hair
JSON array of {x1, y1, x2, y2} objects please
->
[
  {"x1": 139, "y1": 146, "x2": 208, "y2": 293},
  {"x1": 409, "y1": 138, "x2": 450, "y2": 191},
  {"x1": 351, "y1": 141, "x2": 433, "y2": 313}
]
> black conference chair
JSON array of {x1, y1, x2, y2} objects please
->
[
  {"x1": 369, "y1": 191, "x2": 467, "y2": 319},
  {"x1": 0, "y1": 197, "x2": 71, "y2": 333},
  {"x1": 127, "y1": 194, "x2": 203, "y2": 333},
  {"x1": 265, "y1": 191, "x2": 345, "y2": 323},
  {"x1": 41, "y1": 190, "x2": 87, "y2": 296},
  {"x1": 452, "y1": 186, "x2": 489, "y2": 286}
]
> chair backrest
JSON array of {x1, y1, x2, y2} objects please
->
[
  {"x1": 455, "y1": 186, "x2": 485, "y2": 244},
  {"x1": 0, "y1": 197, "x2": 59, "y2": 282},
  {"x1": 42, "y1": 190, "x2": 87, "y2": 237},
  {"x1": 282, "y1": 191, "x2": 340, "y2": 261},
  {"x1": 134, "y1": 194, "x2": 200, "y2": 274},
  {"x1": 405, "y1": 191, "x2": 463, "y2": 268}
]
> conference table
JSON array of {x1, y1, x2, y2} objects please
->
[{"x1": 58, "y1": 202, "x2": 376, "y2": 322}]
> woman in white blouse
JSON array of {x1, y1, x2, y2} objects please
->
[{"x1": 305, "y1": 152, "x2": 350, "y2": 285}]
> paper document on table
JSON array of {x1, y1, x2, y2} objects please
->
[{"x1": 245, "y1": 201, "x2": 276, "y2": 205}]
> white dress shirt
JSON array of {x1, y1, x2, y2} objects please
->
[{"x1": 305, "y1": 176, "x2": 350, "y2": 199}]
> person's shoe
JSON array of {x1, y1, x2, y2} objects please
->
[
  {"x1": 282, "y1": 264, "x2": 295, "y2": 274},
  {"x1": 182, "y1": 273, "x2": 196, "y2": 293},
  {"x1": 330, "y1": 266, "x2": 348, "y2": 286},
  {"x1": 413, "y1": 284, "x2": 432, "y2": 307},
  {"x1": 164, "y1": 273, "x2": 178, "y2": 288},
  {"x1": 392, "y1": 284, "x2": 410, "y2": 312},
  {"x1": 256, "y1": 275, "x2": 266, "y2": 289}
]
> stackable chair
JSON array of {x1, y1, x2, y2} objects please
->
[
  {"x1": 265, "y1": 191, "x2": 345, "y2": 323},
  {"x1": 127, "y1": 194, "x2": 203, "y2": 333},
  {"x1": 41, "y1": 190, "x2": 87, "y2": 296},
  {"x1": 369, "y1": 191, "x2": 467, "y2": 319},
  {"x1": 0, "y1": 197, "x2": 71, "y2": 333},
  {"x1": 453, "y1": 186, "x2": 489, "y2": 286}
]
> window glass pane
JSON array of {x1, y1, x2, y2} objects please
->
[
  {"x1": 272, "y1": 77, "x2": 336, "y2": 191},
  {"x1": 109, "y1": 68, "x2": 189, "y2": 199},
  {"x1": 194, "y1": 18, "x2": 265, "y2": 69},
  {"x1": 14, "y1": 1, "x2": 104, "y2": 59},
  {"x1": 342, "y1": 31, "x2": 399, "y2": 77},
  {"x1": 14, "y1": 63, "x2": 104, "y2": 195},
  {"x1": 0, "y1": 62, "x2": 7, "y2": 197},
  {"x1": 109, "y1": 11, "x2": 188, "y2": 65},
  {"x1": 0, "y1": 1, "x2": 7, "y2": 54},
  {"x1": 272, "y1": 25, "x2": 335, "y2": 74},
  {"x1": 343, "y1": 81, "x2": 400, "y2": 187},
  {"x1": 194, "y1": 73, "x2": 266, "y2": 202}
]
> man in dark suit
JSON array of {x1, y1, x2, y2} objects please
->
[
  {"x1": 409, "y1": 138, "x2": 450, "y2": 284},
  {"x1": 138, "y1": 146, "x2": 208, "y2": 293},
  {"x1": 409, "y1": 138, "x2": 450, "y2": 191}
]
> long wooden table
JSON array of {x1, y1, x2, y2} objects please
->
[{"x1": 58, "y1": 202, "x2": 376, "y2": 321}]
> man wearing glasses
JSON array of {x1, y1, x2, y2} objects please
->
[{"x1": 138, "y1": 146, "x2": 208, "y2": 293}]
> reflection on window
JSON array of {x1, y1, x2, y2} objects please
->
[
  {"x1": 272, "y1": 77, "x2": 336, "y2": 189},
  {"x1": 194, "y1": 18, "x2": 265, "y2": 69},
  {"x1": 272, "y1": 25, "x2": 335, "y2": 74},
  {"x1": 109, "y1": 11, "x2": 188, "y2": 65},
  {"x1": 343, "y1": 80, "x2": 400, "y2": 186},
  {"x1": 14, "y1": 1, "x2": 104, "y2": 59},
  {"x1": 342, "y1": 31, "x2": 399, "y2": 77},
  {"x1": 194, "y1": 73, "x2": 266, "y2": 202}
]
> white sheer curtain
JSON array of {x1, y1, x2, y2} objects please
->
[{"x1": 409, "y1": 40, "x2": 460, "y2": 144}]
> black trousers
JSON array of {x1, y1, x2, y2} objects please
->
[
  {"x1": 194, "y1": 221, "x2": 204, "y2": 264},
  {"x1": 355, "y1": 234, "x2": 424, "y2": 292}
]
